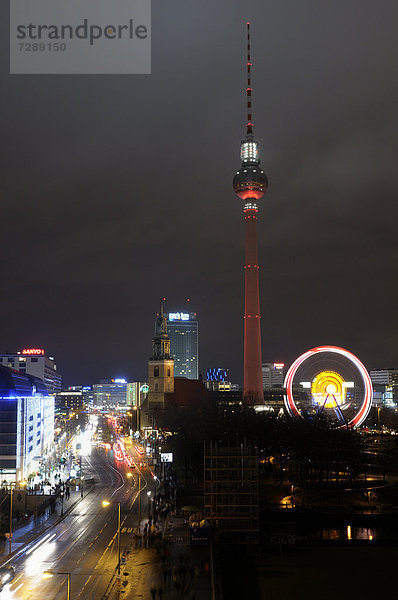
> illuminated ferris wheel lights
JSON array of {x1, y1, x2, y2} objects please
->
[{"x1": 284, "y1": 346, "x2": 372, "y2": 429}]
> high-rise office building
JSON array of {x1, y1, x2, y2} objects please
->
[
  {"x1": 0, "y1": 348, "x2": 61, "y2": 395},
  {"x1": 262, "y1": 363, "x2": 285, "y2": 389},
  {"x1": 166, "y1": 311, "x2": 198, "y2": 379}
]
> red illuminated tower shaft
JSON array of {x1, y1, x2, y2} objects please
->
[
  {"x1": 233, "y1": 22, "x2": 268, "y2": 403},
  {"x1": 244, "y1": 208, "x2": 263, "y2": 399}
]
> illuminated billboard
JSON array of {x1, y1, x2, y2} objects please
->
[{"x1": 168, "y1": 312, "x2": 190, "y2": 321}]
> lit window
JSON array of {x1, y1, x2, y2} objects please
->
[{"x1": 240, "y1": 141, "x2": 259, "y2": 162}]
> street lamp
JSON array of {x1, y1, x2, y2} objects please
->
[
  {"x1": 102, "y1": 500, "x2": 121, "y2": 577},
  {"x1": 8, "y1": 480, "x2": 27, "y2": 555},
  {"x1": 79, "y1": 456, "x2": 83, "y2": 499},
  {"x1": 43, "y1": 570, "x2": 71, "y2": 600},
  {"x1": 153, "y1": 475, "x2": 160, "y2": 518},
  {"x1": 147, "y1": 491, "x2": 152, "y2": 519},
  {"x1": 60, "y1": 486, "x2": 65, "y2": 517}
]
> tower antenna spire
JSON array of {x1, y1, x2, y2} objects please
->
[
  {"x1": 246, "y1": 21, "x2": 253, "y2": 136},
  {"x1": 233, "y1": 21, "x2": 268, "y2": 405}
]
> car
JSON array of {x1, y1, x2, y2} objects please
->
[{"x1": 0, "y1": 566, "x2": 15, "y2": 591}]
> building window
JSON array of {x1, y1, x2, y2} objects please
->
[
  {"x1": 154, "y1": 367, "x2": 159, "y2": 377},
  {"x1": 31, "y1": 357, "x2": 38, "y2": 363},
  {"x1": 167, "y1": 368, "x2": 171, "y2": 377},
  {"x1": 155, "y1": 383, "x2": 158, "y2": 391}
]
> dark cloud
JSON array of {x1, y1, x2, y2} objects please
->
[{"x1": 1, "y1": 0, "x2": 397, "y2": 385}]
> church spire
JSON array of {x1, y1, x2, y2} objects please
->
[{"x1": 152, "y1": 297, "x2": 170, "y2": 359}]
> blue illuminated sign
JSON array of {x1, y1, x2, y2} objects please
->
[{"x1": 206, "y1": 368, "x2": 228, "y2": 382}]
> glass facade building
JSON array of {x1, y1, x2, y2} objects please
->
[
  {"x1": 166, "y1": 312, "x2": 198, "y2": 379},
  {"x1": 0, "y1": 366, "x2": 54, "y2": 482}
]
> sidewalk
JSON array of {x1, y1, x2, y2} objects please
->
[
  {"x1": 0, "y1": 484, "x2": 86, "y2": 556},
  {"x1": 109, "y1": 515, "x2": 212, "y2": 600}
]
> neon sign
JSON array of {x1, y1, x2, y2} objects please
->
[
  {"x1": 168, "y1": 313, "x2": 189, "y2": 321},
  {"x1": 112, "y1": 378, "x2": 127, "y2": 384},
  {"x1": 20, "y1": 348, "x2": 44, "y2": 356},
  {"x1": 273, "y1": 363, "x2": 284, "y2": 369}
]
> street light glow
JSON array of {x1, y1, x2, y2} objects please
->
[{"x1": 42, "y1": 571, "x2": 54, "y2": 579}]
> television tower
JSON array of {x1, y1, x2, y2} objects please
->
[{"x1": 233, "y1": 22, "x2": 268, "y2": 404}]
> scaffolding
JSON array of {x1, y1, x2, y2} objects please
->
[{"x1": 204, "y1": 442, "x2": 259, "y2": 545}]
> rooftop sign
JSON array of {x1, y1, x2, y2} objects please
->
[
  {"x1": 20, "y1": 348, "x2": 44, "y2": 356},
  {"x1": 168, "y1": 312, "x2": 189, "y2": 321}
]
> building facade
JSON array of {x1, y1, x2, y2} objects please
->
[
  {"x1": 93, "y1": 379, "x2": 128, "y2": 407},
  {"x1": 205, "y1": 368, "x2": 232, "y2": 392},
  {"x1": 127, "y1": 382, "x2": 149, "y2": 408},
  {"x1": 166, "y1": 311, "x2": 198, "y2": 379},
  {"x1": 0, "y1": 366, "x2": 54, "y2": 482},
  {"x1": 262, "y1": 363, "x2": 285, "y2": 389},
  {"x1": 370, "y1": 369, "x2": 398, "y2": 407},
  {"x1": 204, "y1": 441, "x2": 259, "y2": 545},
  {"x1": 55, "y1": 388, "x2": 85, "y2": 412},
  {"x1": 0, "y1": 349, "x2": 61, "y2": 395}
]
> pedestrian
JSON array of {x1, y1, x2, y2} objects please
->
[
  {"x1": 150, "y1": 583, "x2": 156, "y2": 600},
  {"x1": 158, "y1": 585, "x2": 163, "y2": 600}
]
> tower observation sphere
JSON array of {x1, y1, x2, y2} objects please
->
[
  {"x1": 233, "y1": 22, "x2": 267, "y2": 404},
  {"x1": 233, "y1": 137, "x2": 268, "y2": 203}
]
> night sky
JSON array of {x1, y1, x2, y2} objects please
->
[{"x1": 1, "y1": 1, "x2": 398, "y2": 386}]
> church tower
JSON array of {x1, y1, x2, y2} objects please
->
[{"x1": 148, "y1": 298, "x2": 174, "y2": 408}]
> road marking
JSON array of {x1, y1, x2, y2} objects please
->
[{"x1": 11, "y1": 574, "x2": 23, "y2": 586}]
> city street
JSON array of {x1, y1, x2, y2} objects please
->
[{"x1": 0, "y1": 443, "x2": 154, "y2": 600}]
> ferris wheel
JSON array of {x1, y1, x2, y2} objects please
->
[{"x1": 284, "y1": 346, "x2": 373, "y2": 429}]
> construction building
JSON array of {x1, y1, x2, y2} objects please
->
[{"x1": 204, "y1": 442, "x2": 259, "y2": 545}]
